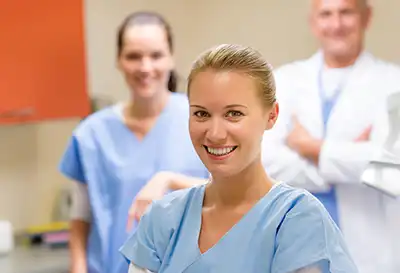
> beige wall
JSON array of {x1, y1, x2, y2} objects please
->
[{"x1": 1, "y1": 0, "x2": 399, "y2": 231}]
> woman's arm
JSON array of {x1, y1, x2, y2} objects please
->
[
  {"x1": 167, "y1": 172, "x2": 209, "y2": 191},
  {"x1": 69, "y1": 182, "x2": 91, "y2": 273},
  {"x1": 127, "y1": 171, "x2": 208, "y2": 230},
  {"x1": 69, "y1": 220, "x2": 90, "y2": 273}
]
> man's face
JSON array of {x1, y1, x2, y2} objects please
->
[{"x1": 310, "y1": 0, "x2": 372, "y2": 60}]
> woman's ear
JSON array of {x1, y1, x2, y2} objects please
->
[{"x1": 265, "y1": 102, "x2": 279, "y2": 130}]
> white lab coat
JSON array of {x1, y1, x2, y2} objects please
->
[{"x1": 262, "y1": 50, "x2": 400, "y2": 273}]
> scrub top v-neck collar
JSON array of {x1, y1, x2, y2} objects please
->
[
  {"x1": 172, "y1": 182, "x2": 282, "y2": 272},
  {"x1": 114, "y1": 93, "x2": 173, "y2": 145},
  {"x1": 109, "y1": 94, "x2": 175, "y2": 177}
]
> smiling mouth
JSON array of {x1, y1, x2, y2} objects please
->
[{"x1": 203, "y1": 145, "x2": 238, "y2": 156}]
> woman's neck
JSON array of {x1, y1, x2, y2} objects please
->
[
  {"x1": 206, "y1": 159, "x2": 274, "y2": 208},
  {"x1": 126, "y1": 90, "x2": 170, "y2": 119}
]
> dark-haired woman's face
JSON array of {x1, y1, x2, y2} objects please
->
[{"x1": 118, "y1": 25, "x2": 174, "y2": 99}]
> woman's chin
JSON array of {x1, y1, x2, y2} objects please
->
[
  {"x1": 131, "y1": 87, "x2": 158, "y2": 99},
  {"x1": 207, "y1": 165, "x2": 237, "y2": 180}
]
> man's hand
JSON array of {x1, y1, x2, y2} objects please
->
[
  {"x1": 354, "y1": 125, "x2": 372, "y2": 142},
  {"x1": 286, "y1": 116, "x2": 322, "y2": 165}
]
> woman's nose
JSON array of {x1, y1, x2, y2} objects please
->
[{"x1": 205, "y1": 118, "x2": 227, "y2": 143}]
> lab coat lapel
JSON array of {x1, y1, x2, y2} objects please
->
[
  {"x1": 294, "y1": 51, "x2": 325, "y2": 138},
  {"x1": 326, "y1": 52, "x2": 377, "y2": 139}
]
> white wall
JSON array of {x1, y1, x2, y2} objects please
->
[{"x1": 1, "y1": 0, "x2": 399, "y2": 231}]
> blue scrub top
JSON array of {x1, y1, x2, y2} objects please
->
[
  {"x1": 59, "y1": 93, "x2": 209, "y2": 273},
  {"x1": 120, "y1": 183, "x2": 358, "y2": 273}
]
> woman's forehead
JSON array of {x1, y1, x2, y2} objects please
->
[{"x1": 189, "y1": 70, "x2": 260, "y2": 108}]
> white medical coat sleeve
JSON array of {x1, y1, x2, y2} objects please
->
[
  {"x1": 262, "y1": 130, "x2": 326, "y2": 191},
  {"x1": 262, "y1": 68, "x2": 326, "y2": 192},
  {"x1": 319, "y1": 141, "x2": 378, "y2": 183},
  {"x1": 70, "y1": 181, "x2": 92, "y2": 222},
  {"x1": 318, "y1": 102, "x2": 389, "y2": 184}
]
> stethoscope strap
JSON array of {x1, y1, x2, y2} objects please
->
[{"x1": 317, "y1": 64, "x2": 353, "y2": 131}]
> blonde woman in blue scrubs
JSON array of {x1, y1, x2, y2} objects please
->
[{"x1": 120, "y1": 44, "x2": 358, "y2": 273}]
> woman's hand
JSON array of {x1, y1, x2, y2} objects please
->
[{"x1": 126, "y1": 171, "x2": 173, "y2": 231}]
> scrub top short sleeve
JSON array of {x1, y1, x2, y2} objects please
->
[
  {"x1": 121, "y1": 202, "x2": 163, "y2": 273},
  {"x1": 59, "y1": 134, "x2": 87, "y2": 184},
  {"x1": 271, "y1": 196, "x2": 357, "y2": 273}
]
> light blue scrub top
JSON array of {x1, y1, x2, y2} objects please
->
[
  {"x1": 120, "y1": 183, "x2": 358, "y2": 273},
  {"x1": 59, "y1": 93, "x2": 209, "y2": 273}
]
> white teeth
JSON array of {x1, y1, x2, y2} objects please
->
[{"x1": 206, "y1": 146, "x2": 235, "y2": 156}]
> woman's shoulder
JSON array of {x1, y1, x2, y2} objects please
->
[
  {"x1": 149, "y1": 185, "x2": 203, "y2": 221},
  {"x1": 135, "y1": 185, "x2": 204, "y2": 243},
  {"x1": 270, "y1": 183, "x2": 358, "y2": 272},
  {"x1": 270, "y1": 182, "x2": 327, "y2": 212},
  {"x1": 120, "y1": 185, "x2": 204, "y2": 271},
  {"x1": 72, "y1": 104, "x2": 122, "y2": 138},
  {"x1": 170, "y1": 91, "x2": 188, "y2": 101},
  {"x1": 266, "y1": 183, "x2": 357, "y2": 273},
  {"x1": 264, "y1": 182, "x2": 335, "y2": 227},
  {"x1": 169, "y1": 92, "x2": 189, "y2": 111}
]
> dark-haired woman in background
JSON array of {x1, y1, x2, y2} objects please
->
[{"x1": 59, "y1": 12, "x2": 208, "y2": 273}]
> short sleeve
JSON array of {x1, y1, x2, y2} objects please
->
[
  {"x1": 59, "y1": 135, "x2": 87, "y2": 184},
  {"x1": 271, "y1": 195, "x2": 358, "y2": 273},
  {"x1": 119, "y1": 203, "x2": 162, "y2": 273}
]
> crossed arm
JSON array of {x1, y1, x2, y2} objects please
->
[{"x1": 262, "y1": 114, "x2": 379, "y2": 192}]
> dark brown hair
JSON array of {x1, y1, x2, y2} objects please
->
[{"x1": 117, "y1": 11, "x2": 178, "y2": 92}]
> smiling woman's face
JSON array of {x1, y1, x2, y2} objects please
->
[
  {"x1": 188, "y1": 69, "x2": 272, "y2": 178},
  {"x1": 118, "y1": 24, "x2": 174, "y2": 99}
]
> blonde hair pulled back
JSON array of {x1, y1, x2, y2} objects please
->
[{"x1": 187, "y1": 44, "x2": 276, "y2": 107}]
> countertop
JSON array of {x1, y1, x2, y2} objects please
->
[{"x1": 0, "y1": 246, "x2": 69, "y2": 273}]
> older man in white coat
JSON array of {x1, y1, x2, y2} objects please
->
[{"x1": 261, "y1": 0, "x2": 400, "y2": 272}]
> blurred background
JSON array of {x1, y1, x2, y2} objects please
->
[{"x1": 0, "y1": 0, "x2": 399, "y2": 272}]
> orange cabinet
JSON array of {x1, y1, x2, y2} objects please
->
[{"x1": 0, "y1": 1, "x2": 90, "y2": 125}]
